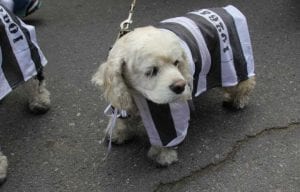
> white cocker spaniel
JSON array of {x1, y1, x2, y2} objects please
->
[{"x1": 92, "y1": 5, "x2": 256, "y2": 166}]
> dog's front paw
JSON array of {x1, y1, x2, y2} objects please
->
[
  {"x1": 29, "y1": 99, "x2": 50, "y2": 114},
  {"x1": 105, "y1": 118, "x2": 133, "y2": 144},
  {"x1": 0, "y1": 153, "x2": 8, "y2": 184},
  {"x1": 108, "y1": 128, "x2": 131, "y2": 144},
  {"x1": 28, "y1": 87, "x2": 51, "y2": 114},
  {"x1": 148, "y1": 146, "x2": 178, "y2": 167}
]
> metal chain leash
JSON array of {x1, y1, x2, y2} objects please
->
[{"x1": 116, "y1": 0, "x2": 137, "y2": 40}]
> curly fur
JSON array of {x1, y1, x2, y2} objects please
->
[
  {"x1": 92, "y1": 59, "x2": 133, "y2": 111},
  {"x1": 92, "y1": 26, "x2": 255, "y2": 166},
  {"x1": 27, "y1": 79, "x2": 51, "y2": 114},
  {"x1": 0, "y1": 152, "x2": 8, "y2": 184}
]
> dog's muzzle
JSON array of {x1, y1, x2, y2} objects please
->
[{"x1": 169, "y1": 79, "x2": 186, "y2": 94}]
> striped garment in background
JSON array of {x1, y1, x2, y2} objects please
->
[
  {"x1": 107, "y1": 5, "x2": 255, "y2": 147},
  {"x1": 0, "y1": 4, "x2": 47, "y2": 100}
]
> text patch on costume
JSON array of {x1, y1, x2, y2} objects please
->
[{"x1": 0, "y1": 5, "x2": 47, "y2": 100}]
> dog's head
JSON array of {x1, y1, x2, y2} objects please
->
[{"x1": 92, "y1": 26, "x2": 192, "y2": 110}]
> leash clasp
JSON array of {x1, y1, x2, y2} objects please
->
[
  {"x1": 117, "y1": 0, "x2": 136, "y2": 39},
  {"x1": 120, "y1": 14, "x2": 133, "y2": 31}
]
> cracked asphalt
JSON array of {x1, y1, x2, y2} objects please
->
[{"x1": 0, "y1": 0, "x2": 299, "y2": 191}]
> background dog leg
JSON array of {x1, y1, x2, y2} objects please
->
[
  {"x1": 147, "y1": 146, "x2": 178, "y2": 166},
  {"x1": 0, "y1": 152, "x2": 8, "y2": 184},
  {"x1": 223, "y1": 77, "x2": 256, "y2": 110},
  {"x1": 28, "y1": 77, "x2": 51, "y2": 114}
]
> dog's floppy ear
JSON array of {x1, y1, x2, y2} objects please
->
[{"x1": 92, "y1": 59, "x2": 133, "y2": 110}]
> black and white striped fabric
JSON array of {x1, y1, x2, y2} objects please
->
[
  {"x1": 133, "y1": 94, "x2": 190, "y2": 147},
  {"x1": 0, "y1": 4, "x2": 47, "y2": 100},
  {"x1": 107, "y1": 5, "x2": 255, "y2": 147},
  {"x1": 159, "y1": 5, "x2": 255, "y2": 96}
]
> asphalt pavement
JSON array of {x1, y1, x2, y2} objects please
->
[{"x1": 0, "y1": 0, "x2": 299, "y2": 191}]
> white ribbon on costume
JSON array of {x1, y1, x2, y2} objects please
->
[{"x1": 102, "y1": 104, "x2": 128, "y2": 160}]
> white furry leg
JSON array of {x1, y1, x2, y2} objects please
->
[
  {"x1": 147, "y1": 145, "x2": 178, "y2": 166},
  {"x1": 223, "y1": 77, "x2": 256, "y2": 110},
  {"x1": 0, "y1": 152, "x2": 8, "y2": 184},
  {"x1": 105, "y1": 118, "x2": 134, "y2": 144},
  {"x1": 28, "y1": 80, "x2": 51, "y2": 114}
]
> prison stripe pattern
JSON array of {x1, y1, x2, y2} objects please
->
[
  {"x1": 137, "y1": 5, "x2": 255, "y2": 147},
  {"x1": 158, "y1": 5, "x2": 255, "y2": 97},
  {"x1": 133, "y1": 94, "x2": 190, "y2": 147},
  {"x1": 0, "y1": 5, "x2": 47, "y2": 100},
  {"x1": 107, "y1": 5, "x2": 255, "y2": 147}
]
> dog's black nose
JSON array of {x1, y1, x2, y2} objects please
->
[{"x1": 169, "y1": 80, "x2": 186, "y2": 94}]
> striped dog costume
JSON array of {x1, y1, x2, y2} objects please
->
[
  {"x1": 107, "y1": 5, "x2": 255, "y2": 147},
  {"x1": 0, "y1": 4, "x2": 47, "y2": 100}
]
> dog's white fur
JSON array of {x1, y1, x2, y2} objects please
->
[
  {"x1": 92, "y1": 26, "x2": 255, "y2": 166},
  {"x1": 0, "y1": 152, "x2": 8, "y2": 184},
  {"x1": 27, "y1": 79, "x2": 51, "y2": 114},
  {"x1": 0, "y1": 78, "x2": 50, "y2": 184}
]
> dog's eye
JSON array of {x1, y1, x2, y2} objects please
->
[
  {"x1": 173, "y1": 60, "x2": 179, "y2": 67},
  {"x1": 145, "y1": 67, "x2": 159, "y2": 77}
]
